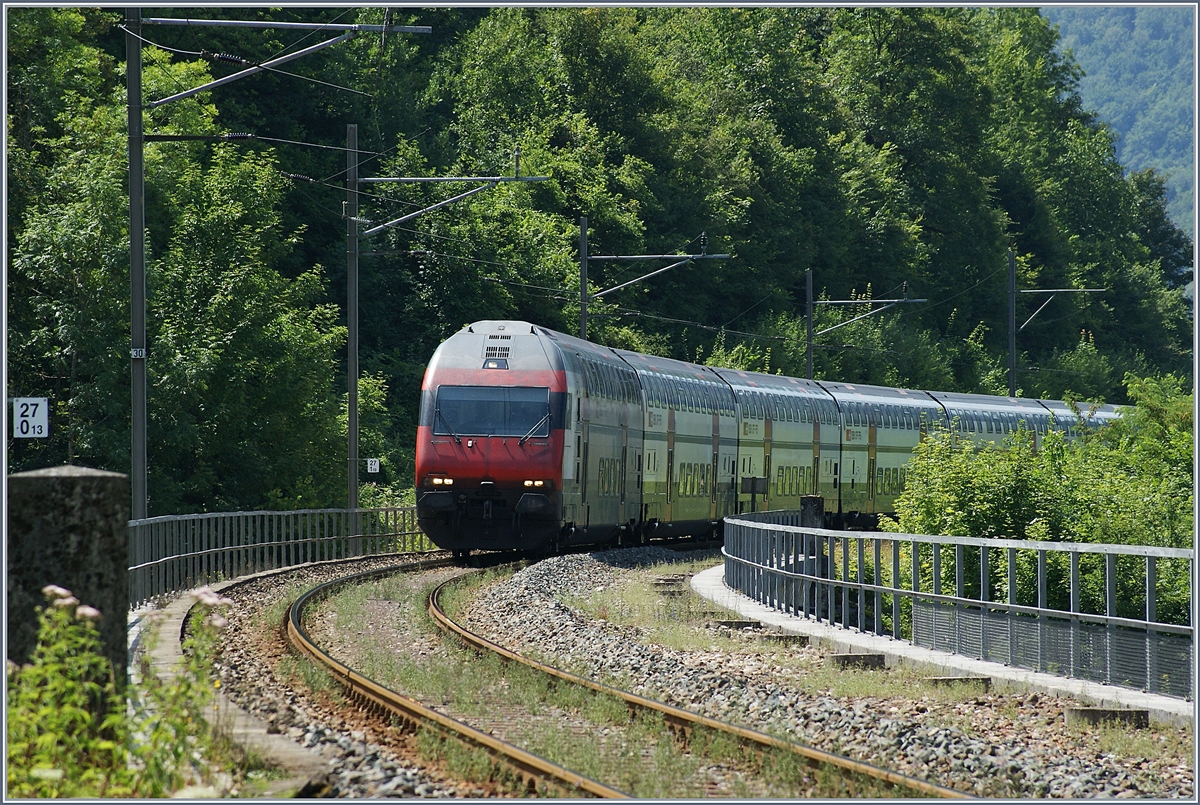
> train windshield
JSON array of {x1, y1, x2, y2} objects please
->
[{"x1": 434, "y1": 386, "x2": 550, "y2": 437}]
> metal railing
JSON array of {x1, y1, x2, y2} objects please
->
[
  {"x1": 129, "y1": 506, "x2": 427, "y2": 607},
  {"x1": 723, "y1": 511, "x2": 1194, "y2": 700}
]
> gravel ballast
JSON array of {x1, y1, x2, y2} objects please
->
[{"x1": 460, "y1": 548, "x2": 1195, "y2": 799}]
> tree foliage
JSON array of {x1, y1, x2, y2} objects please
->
[
  {"x1": 1043, "y1": 5, "x2": 1194, "y2": 236},
  {"x1": 6, "y1": 7, "x2": 1192, "y2": 518}
]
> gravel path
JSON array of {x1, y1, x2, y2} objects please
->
[{"x1": 459, "y1": 548, "x2": 1195, "y2": 799}]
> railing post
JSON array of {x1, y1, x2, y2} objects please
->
[
  {"x1": 1038, "y1": 549, "x2": 1047, "y2": 673},
  {"x1": 932, "y1": 542, "x2": 941, "y2": 649},
  {"x1": 857, "y1": 537, "x2": 865, "y2": 633},
  {"x1": 892, "y1": 539, "x2": 901, "y2": 639},
  {"x1": 873, "y1": 538, "x2": 882, "y2": 635},
  {"x1": 912, "y1": 540, "x2": 921, "y2": 644},
  {"x1": 826, "y1": 534, "x2": 835, "y2": 624},
  {"x1": 1146, "y1": 556, "x2": 1157, "y2": 693},
  {"x1": 980, "y1": 544, "x2": 990, "y2": 660},
  {"x1": 1106, "y1": 552, "x2": 1117, "y2": 685},
  {"x1": 1007, "y1": 547, "x2": 1017, "y2": 667},
  {"x1": 1070, "y1": 551, "x2": 1080, "y2": 679},
  {"x1": 955, "y1": 543, "x2": 964, "y2": 655},
  {"x1": 842, "y1": 535, "x2": 850, "y2": 629}
]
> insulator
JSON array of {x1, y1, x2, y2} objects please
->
[
  {"x1": 223, "y1": 132, "x2": 253, "y2": 139},
  {"x1": 202, "y1": 50, "x2": 246, "y2": 65}
]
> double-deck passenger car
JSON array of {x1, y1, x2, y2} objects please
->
[{"x1": 415, "y1": 321, "x2": 1120, "y2": 554}]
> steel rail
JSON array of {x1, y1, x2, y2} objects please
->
[
  {"x1": 429, "y1": 573, "x2": 973, "y2": 800},
  {"x1": 284, "y1": 561, "x2": 630, "y2": 799}
]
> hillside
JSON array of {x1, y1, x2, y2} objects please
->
[
  {"x1": 1043, "y1": 5, "x2": 1195, "y2": 236},
  {"x1": 7, "y1": 7, "x2": 1193, "y2": 512}
]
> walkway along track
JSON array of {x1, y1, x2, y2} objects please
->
[
  {"x1": 427, "y1": 571, "x2": 970, "y2": 799},
  {"x1": 284, "y1": 559, "x2": 629, "y2": 798}
]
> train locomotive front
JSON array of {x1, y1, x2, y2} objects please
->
[{"x1": 415, "y1": 322, "x2": 567, "y2": 553}]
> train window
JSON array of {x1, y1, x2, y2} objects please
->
[{"x1": 434, "y1": 385, "x2": 550, "y2": 438}]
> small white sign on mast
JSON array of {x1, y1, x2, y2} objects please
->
[{"x1": 13, "y1": 398, "x2": 49, "y2": 438}]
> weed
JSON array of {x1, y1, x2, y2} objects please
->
[{"x1": 6, "y1": 585, "x2": 241, "y2": 797}]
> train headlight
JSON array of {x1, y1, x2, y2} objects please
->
[
  {"x1": 523, "y1": 479, "x2": 547, "y2": 487},
  {"x1": 431, "y1": 477, "x2": 454, "y2": 486},
  {"x1": 523, "y1": 480, "x2": 534, "y2": 487}
]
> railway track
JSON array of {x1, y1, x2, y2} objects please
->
[
  {"x1": 284, "y1": 557, "x2": 970, "y2": 798},
  {"x1": 285, "y1": 558, "x2": 625, "y2": 797}
]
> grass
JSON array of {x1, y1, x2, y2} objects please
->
[
  {"x1": 315, "y1": 564, "x2": 913, "y2": 798},
  {"x1": 1071, "y1": 718, "x2": 1194, "y2": 762}
]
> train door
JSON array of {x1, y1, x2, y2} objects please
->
[
  {"x1": 812, "y1": 417, "x2": 821, "y2": 496},
  {"x1": 867, "y1": 417, "x2": 877, "y2": 514},
  {"x1": 763, "y1": 413, "x2": 773, "y2": 511},
  {"x1": 665, "y1": 408, "x2": 675, "y2": 523},
  {"x1": 705, "y1": 412, "x2": 715, "y2": 520}
]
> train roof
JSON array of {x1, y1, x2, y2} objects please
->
[
  {"x1": 611, "y1": 347, "x2": 727, "y2": 384},
  {"x1": 815, "y1": 380, "x2": 940, "y2": 407},
  {"x1": 924, "y1": 389, "x2": 1048, "y2": 414},
  {"x1": 709, "y1": 367, "x2": 829, "y2": 398},
  {"x1": 1037, "y1": 398, "x2": 1123, "y2": 427}
]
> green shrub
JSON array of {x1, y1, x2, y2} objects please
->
[
  {"x1": 882, "y1": 373, "x2": 1194, "y2": 625},
  {"x1": 6, "y1": 585, "x2": 231, "y2": 797}
]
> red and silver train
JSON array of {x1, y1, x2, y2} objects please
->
[{"x1": 415, "y1": 320, "x2": 1119, "y2": 555}]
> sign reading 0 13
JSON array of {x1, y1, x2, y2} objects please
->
[{"x1": 13, "y1": 398, "x2": 49, "y2": 438}]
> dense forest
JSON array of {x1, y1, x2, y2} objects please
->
[
  {"x1": 6, "y1": 7, "x2": 1193, "y2": 515},
  {"x1": 1044, "y1": 5, "x2": 1194, "y2": 236}
]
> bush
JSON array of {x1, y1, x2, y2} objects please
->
[
  {"x1": 881, "y1": 374, "x2": 1194, "y2": 625},
  {"x1": 6, "y1": 585, "x2": 231, "y2": 797}
]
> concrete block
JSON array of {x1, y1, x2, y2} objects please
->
[
  {"x1": 1065, "y1": 707, "x2": 1149, "y2": 729},
  {"x1": 925, "y1": 675, "x2": 992, "y2": 693},
  {"x1": 7, "y1": 466, "x2": 129, "y2": 682},
  {"x1": 827, "y1": 652, "x2": 886, "y2": 670}
]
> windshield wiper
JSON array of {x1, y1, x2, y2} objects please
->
[
  {"x1": 518, "y1": 412, "x2": 552, "y2": 445},
  {"x1": 435, "y1": 408, "x2": 462, "y2": 444}
]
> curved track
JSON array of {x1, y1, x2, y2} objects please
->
[
  {"x1": 283, "y1": 558, "x2": 970, "y2": 798},
  {"x1": 284, "y1": 558, "x2": 628, "y2": 798},
  {"x1": 427, "y1": 570, "x2": 970, "y2": 799}
]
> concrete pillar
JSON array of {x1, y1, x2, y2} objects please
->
[
  {"x1": 7, "y1": 466, "x2": 129, "y2": 683},
  {"x1": 800, "y1": 494, "x2": 824, "y2": 528}
]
